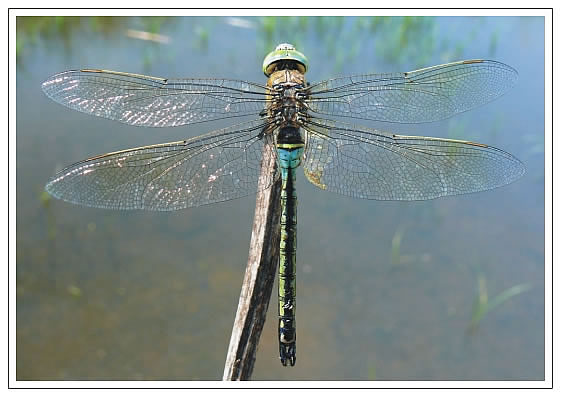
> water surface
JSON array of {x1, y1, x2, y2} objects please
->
[{"x1": 16, "y1": 15, "x2": 545, "y2": 381}]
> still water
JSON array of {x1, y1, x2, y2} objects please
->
[{"x1": 16, "y1": 16, "x2": 544, "y2": 380}]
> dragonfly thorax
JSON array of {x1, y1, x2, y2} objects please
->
[{"x1": 266, "y1": 69, "x2": 309, "y2": 127}]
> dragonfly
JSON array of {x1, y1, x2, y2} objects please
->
[{"x1": 42, "y1": 43, "x2": 525, "y2": 367}]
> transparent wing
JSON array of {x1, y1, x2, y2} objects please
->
[
  {"x1": 46, "y1": 120, "x2": 278, "y2": 210},
  {"x1": 307, "y1": 60, "x2": 518, "y2": 123},
  {"x1": 42, "y1": 69, "x2": 270, "y2": 127},
  {"x1": 302, "y1": 119, "x2": 525, "y2": 200}
]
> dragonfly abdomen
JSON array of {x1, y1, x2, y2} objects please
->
[{"x1": 276, "y1": 126, "x2": 304, "y2": 367}]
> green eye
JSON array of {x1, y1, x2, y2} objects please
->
[{"x1": 262, "y1": 43, "x2": 309, "y2": 76}]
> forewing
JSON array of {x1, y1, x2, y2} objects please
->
[
  {"x1": 302, "y1": 119, "x2": 525, "y2": 200},
  {"x1": 42, "y1": 69, "x2": 269, "y2": 127},
  {"x1": 307, "y1": 60, "x2": 518, "y2": 123},
  {"x1": 46, "y1": 120, "x2": 278, "y2": 210}
]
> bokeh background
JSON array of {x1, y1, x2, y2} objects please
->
[{"x1": 16, "y1": 15, "x2": 544, "y2": 380}]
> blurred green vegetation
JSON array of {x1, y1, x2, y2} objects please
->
[
  {"x1": 16, "y1": 16, "x2": 177, "y2": 65},
  {"x1": 16, "y1": 15, "x2": 503, "y2": 71},
  {"x1": 391, "y1": 228, "x2": 405, "y2": 265},
  {"x1": 390, "y1": 227, "x2": 432, "y2": 267},
  {"x1": 17, "y1": 16, "x2": 122, "y2": 60},
  {"x1": 468, "y1": 274, "x2": 532, "y2": 334},
  {"x1": 256, "y1": 16, "x2": 441, "y2": 72}
]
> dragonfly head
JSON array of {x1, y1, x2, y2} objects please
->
[{"x1": 263, "y1": 43, "x2": 309, "y2": 77}]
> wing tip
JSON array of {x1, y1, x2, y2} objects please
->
[{"x1": 44, "y1": 182, "x2": 61, "y2": 201}]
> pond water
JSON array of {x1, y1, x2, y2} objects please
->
[{"x1": 16, "y1": 15, "x2": 545, "y2": 381}]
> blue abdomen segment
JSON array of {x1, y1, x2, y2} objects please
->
[{"x1": 276, "y1": 135, "x2": 304, "y2": 367}]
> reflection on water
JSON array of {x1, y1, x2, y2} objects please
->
[{"x1": 16, "y1": 16, "x2": 544, "y2": 380}]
